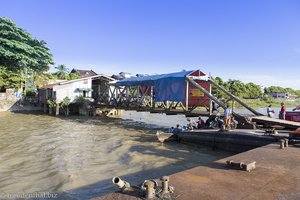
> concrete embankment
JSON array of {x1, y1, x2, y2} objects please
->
[
  {"x1": 94, "y1": 143, "x2": 300, "y2": 200},
  {"x1": 0, "y1": 92, "x2": 41, "y2": 112}
]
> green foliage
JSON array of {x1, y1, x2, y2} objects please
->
[
  {"x1": 55, "y1": 64, "x2": 69, "y2": 79},
  {"x1": 34, "y1": 72, "x2": 57, "y2": 87},
  {"x1": 60, "y1": 97, "x2": 71, "y2": 115},
  {"x1": 211, "y1": 77, "x2": 263, "y2": 99},
  {"x1": 0, "y1": 17, "x2": 53, "y2": 72},
  {"x1": 60, "y1": 97, "x2": 71, "y2": 107},
  {"x1": 76, "y1": 96, "x2": 86, "y2": 106},
  {"x1": 264, "y1": 86, "x2": 299, "y2": 96},
  {"x1": 54, "y1": 64, "x2": 80, "y2": 80},
  {"x1": 244, "y1": 82, "x2": 263, "y2": 99},
  {"x1": 25, "y1": 89, "x2": 36, "y2": 97},
  {"x1": 47, "y1": 99, "x2": 57, "y2": 108},
  {"x1": 68, "y1": 71, "x2": 80, "y2": 80},
  {"x1": 0, "y1": 66, "x2": 24, "y2": 88}
]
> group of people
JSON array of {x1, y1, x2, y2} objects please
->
[
  {"x1": 267, "y1": 103, "x2": 300, "y2": 120},
  {"x1": 187, "y1": 117, "x2": 206, "y2": 130}
]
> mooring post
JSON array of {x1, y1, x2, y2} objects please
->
[
  {"x1": 144, "y1": 180, "x2": 156, "y2": 199},
  {"x1": 161, "y1": 176, "x2": 170, "y2": 194}
]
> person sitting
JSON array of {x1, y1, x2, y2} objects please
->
[
  {"x1": 197, "y1": 117, "x2": 205, "y2": 129},
  {"x1": 267, "y1": 104, "x2": 275, "y2": 118},
  {"x1": 168, "y1": 127, "x2": 174, "y2": 133},
  {"x1": 172, "y1": 124, "x2": 182, "y2": 134},
  {"x1": 187, "y1": 118, "x2": 197, "y2": 130}
]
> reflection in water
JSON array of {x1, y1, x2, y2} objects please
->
[{"x1": 0, "y1": 112, "x2": 231, "y2": 199}]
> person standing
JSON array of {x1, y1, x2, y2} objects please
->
[
  {"x1": 223, "y1": 105, "x2": 231, "y2": 130},
  {"x1": 279, "y1": 102, "x2": 286, "y2": 120},
  {"x1": 267, "y1": 104, "x2": 275, "y2": 118}
]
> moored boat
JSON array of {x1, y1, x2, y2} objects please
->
[
  {"x1": 286, "y1": 111, "x2": 300, "y2": 122},
  {"x1": 156, "y1": 131, "x2": 178, "y2": 143}
]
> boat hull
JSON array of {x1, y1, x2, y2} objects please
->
[
  {"x1": 156, "y1": 131, "x2": 178, "y2": 143},
  {"x1": 286, "y1": 111, "x2": 300, "y2": 122}
]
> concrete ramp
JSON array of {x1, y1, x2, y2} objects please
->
[{"x1": 250, "y1": 116, "x2": 300, "y2": 130}]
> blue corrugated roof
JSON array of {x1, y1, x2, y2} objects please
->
[{"x1": 115, "y1": 70, "x2": 194, "y2": 86}]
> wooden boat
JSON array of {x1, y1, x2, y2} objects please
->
[
  {"x1": 286, "y1": 111, "x2": 300, "y2": 122},
  {"x1": 156, "y1": 131, "x2": 178, "y2": 143}
]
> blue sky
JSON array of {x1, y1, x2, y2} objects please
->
[{"x1": 1, "y1": 0, "x2": 300, "y2": 89}]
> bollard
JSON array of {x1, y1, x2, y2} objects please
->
[
  {"x1": 280, "y1": 139, "x2": 285, "y2": 149},
  {"x1": 160, "y1": 176, "x2": 170, "y2": 194},
  {"x1": 144, "y1": 180, "x2": 156, "y2": 199},
  {"x1": 112, "y1": 177, "x2": 131, "y2": 191},
  {"x1": 284, "y1": 139, "x2": 289, "y2": 148}
]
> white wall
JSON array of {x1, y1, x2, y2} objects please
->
[{"x1": 53, "y1": 79, "x2": 92, "y2": 103}]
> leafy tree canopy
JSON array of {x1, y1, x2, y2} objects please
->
[
  {"x1": 0, "y1": 17, "x2": 53, "y2": 72},
  {"x1": 55, "y1": 64, "x2": 80, "y2": 80},
  {"x1": 0, "y1": 65, "x2": 24, "y2": 88}
]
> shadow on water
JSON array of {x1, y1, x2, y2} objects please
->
[{"x1": 56, "y1": 142, "x2": 230, "y2": 200}]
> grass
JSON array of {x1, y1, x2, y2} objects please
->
[{"x1": 236, "y1": 99, "x2": 300, "y2": 108}]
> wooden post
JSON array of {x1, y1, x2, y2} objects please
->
[
  {"x1": 55, "y1": 104, "x2": 59, "y2": 116},
  {"x1": 43, "y1": 103, "x2": 47, "y2": 113}
]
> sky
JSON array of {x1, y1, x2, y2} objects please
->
[{"x1": 1, "y1": 0, "x2": 300, "y2": 89}]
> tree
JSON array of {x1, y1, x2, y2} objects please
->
[
  {"x1": 0, "y1": 17, "x2": 53, "y2": 72},
  {"x1": 0, "y1": 66, "x2": 24, "y2": 88},
  {"x1": 60, "y1": 97, "x2": 71, "y2": 116},
  {"x1": 55, "y1": 64, "x2": 69, "y2": 79},
  {"x1": 244, "y1": 83, "x2": 262, "y2": 99},
  {"x1": 34, "y1": 72, "x2": 56, "y2": 87}
]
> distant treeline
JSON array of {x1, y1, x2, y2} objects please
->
[{"x1": 212, "y1": 77, "x2": 300, "y2": 99}]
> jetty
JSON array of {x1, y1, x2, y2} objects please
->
[
  {"x1": 93, "y1": 142, "x2": 300, "y2": 200},
  {"x1": 94, "y1": 69, "x2": 300, "y2": 131}
]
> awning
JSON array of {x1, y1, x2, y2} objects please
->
[{"x1": 77, "y1": 88, "x2": 93, "y2": 92}]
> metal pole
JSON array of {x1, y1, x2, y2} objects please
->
[
  {"x1": 186, "y1": 76, "x2": 226, "y2": 110},
  {"x1": 208, "y1": 78, "x2": 263, "y2": 116},
  {"x1": 185, "y1": 80, "x2": 189, "y2": 111}
]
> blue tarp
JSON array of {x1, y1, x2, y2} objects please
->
[{"x1": 115, "y1": 70, "x2": 194, "y2": 102}]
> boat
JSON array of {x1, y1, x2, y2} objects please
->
[
  {"x1": 156, "y1": 131, "x2": 178, "y2": 143},
  {"x1": 285, "y1": 111, "x2": 300, "y2": 122}
]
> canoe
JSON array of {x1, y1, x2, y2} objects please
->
[
  {"x1": 156, "y1": 131, "x2": 178, "y2": 143},
  {"x1": 286, "y1": 111, "x2": 300, "y2": 122}
]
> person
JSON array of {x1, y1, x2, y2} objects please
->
[
  {"x1": 212, "y1": 101, "x2": 218, "y2": 113},
  {"x1": 293, "y1": 105, "x2": 300, "y2": 111},
  {"x1": 223, "y1": 105, "x2": 231, "y2": 130},
  {"x1": 187, "y1": 118, "x2": 197, "y2": 130},
  {"x1": 172, "y1": 124, "x2": 182, "y2": 134},
  {"x1": 279, "y1": 102, "x2": 286, "y2": 120},
  {"x1": 267, "y1": 104, "x2": 275, "y2": 118},
  {"x1": 168, "y1": 127, "x2": 174, "y2": 133},
  {"x1": 197, "y1": 117, "x2": 205, "y2": 129}
]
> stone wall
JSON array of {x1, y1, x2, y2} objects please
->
[{"x1": 0, "y1": 91, "x2": 41, "y2": 112}]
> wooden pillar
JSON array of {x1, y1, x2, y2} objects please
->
[
  {"x1": 55, "y1": 104, "x2": 59, "y2": 116},
  {"x1": 43, "y1": 103, "x2": 47, "y2": 113}
]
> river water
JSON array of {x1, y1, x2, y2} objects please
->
[{"x1": 0, "y1": 112, "x2": 232, "y2": 199}]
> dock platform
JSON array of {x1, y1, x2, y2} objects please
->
[{"x1": 94, "y1": 143, "x2": 300, "y2": 200}]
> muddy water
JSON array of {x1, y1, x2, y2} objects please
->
[{"x1": 0, "y1": 112, "x2": 231, "y2": 199}]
